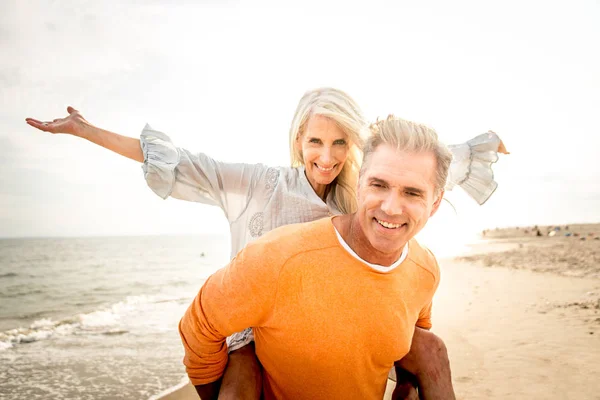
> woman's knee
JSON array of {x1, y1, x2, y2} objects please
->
[{"x1": 414, "y1": 329, "x2": 448, "y2": 362}]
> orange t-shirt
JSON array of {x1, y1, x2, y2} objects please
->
[{"x1": 179, "y1": 217, "x2": 439, "y2": 400}]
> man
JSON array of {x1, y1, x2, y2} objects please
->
[{"x1": 179, "y1": 116, "x2": 455, "y2": 399}]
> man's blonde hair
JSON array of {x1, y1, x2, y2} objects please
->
[
  {"x1": 361, "y1": 115, "x2": 453, "y2": 193},
  {"x1": 289, "y1": 88, "x2": 368, "y2": 213}
]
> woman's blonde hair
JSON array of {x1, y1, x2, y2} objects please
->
[{"x1": 289, "y1": 88, "x2": 368, "y2": 214}]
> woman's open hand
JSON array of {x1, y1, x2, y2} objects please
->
[{"x1": 26, "y1": 106, "x2": 90, "y2": 137}]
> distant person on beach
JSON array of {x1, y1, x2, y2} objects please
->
[
  {"x1": 179, "y1": 116, "x2": 452, "y2": 399},
  {"x1": 26, "y1": 88, "x2": 507, "y2": 399}
]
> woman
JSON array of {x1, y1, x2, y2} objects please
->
[{"x1": 25, "y1": 87, "x2": 507, "y2": 399}]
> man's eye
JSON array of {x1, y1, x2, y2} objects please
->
[{"x1": 406, "y1": 191, "x2": 419, "y2": 197}]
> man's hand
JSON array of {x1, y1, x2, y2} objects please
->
[
  {"x1": 390, "y1": 366, "x2": 419, "y2": 400},
  {"x1": 194, "y1": 379, "x2": 222, "y2": 400}
]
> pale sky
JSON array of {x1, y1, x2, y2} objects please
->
[{"x1": 1, "y1": 0, "x2": 599, "y2": 243}]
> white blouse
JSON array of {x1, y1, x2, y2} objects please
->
[{"x1": 141, "y1": 125, "x2": 340, "y2": 258}]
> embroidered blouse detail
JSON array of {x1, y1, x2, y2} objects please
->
[
  {"x1": 265, "y1": 168, "x2": 279, "y2": 190},
  {"x1": 248, "y1": 212, "x2": 265, "y2": 238}
]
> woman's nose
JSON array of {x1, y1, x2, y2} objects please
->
[{"x1": 320, "y1": 147, "x2": 333, "y2": 164}]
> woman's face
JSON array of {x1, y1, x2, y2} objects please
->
[{"x1": 296, "y1": 115, "x2": 350, "y2": 198}]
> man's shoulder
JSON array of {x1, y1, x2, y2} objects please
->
[
  {"x1": 406, "y1": 238, "x2": 440, "y2": 281},
  {"x1": 244, "y1": 217, "x2": 338, "y2": 261}
]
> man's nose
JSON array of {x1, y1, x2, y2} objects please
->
[{"x1": 381, "y1": 194, "x2": 404, "y2": 216}]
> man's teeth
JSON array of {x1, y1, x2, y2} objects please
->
[
  {"x1": 316, "y1": 164, "x2": 334, "y2": 171},
  {"x1": 377, "y1": 219, "x2": 402, "y2": 229}
]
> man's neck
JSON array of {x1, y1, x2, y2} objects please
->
[{"x1": 332, "y1": 214, "x2": 404, "y2": 267}]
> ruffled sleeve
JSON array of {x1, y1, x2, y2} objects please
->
[
  {"x1": 140, "y1": 124, "x2": 179, "y2": 200},
  {"x1": 140, "y1": 124, "x2": 267, "y2": 221},
  {"x1": 446, "y1": 131, "x2": 505, "y2": 205}
]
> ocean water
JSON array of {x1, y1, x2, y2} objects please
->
[{"x1": 0, "y1": 235, "x2": 230, "y2": 400}]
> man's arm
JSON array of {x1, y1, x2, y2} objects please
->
[
  {"x1": 393, "y1": 327, "x2": 455, "y2": 400},
  {"x1": 194, "y1": 381, "x2": 221, "y2": 400},
  {"x1": 391, "y1": 290, "x2": 436, "y2": 399},
  {"x1": 390, "y1": 365, "x2": 419, "y2": 400},
  {"x1": 179, "y1": 242, "x2": 283, "y2": 387}
]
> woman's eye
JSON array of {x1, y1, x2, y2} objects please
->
[
  {"x1": 334, "y1": 139, "x2": 347, "y2": 145},
  {"x1": 309, "y1": 138, "x2": 321, "y2": 144}
]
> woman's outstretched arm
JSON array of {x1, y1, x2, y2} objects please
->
[
  {"x1": 26, "y1": 107, "x2": 267, "y2": 220},
  {"x1": 26, "y1": 106, "x2": 143, "y2": 163}
]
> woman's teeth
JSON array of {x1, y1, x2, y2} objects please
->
[{"x1": 316, "y1": 164, "x2": 334, "y2": 172}]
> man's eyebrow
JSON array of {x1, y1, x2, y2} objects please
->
[
  {"x1": 368, "y1": 177, "x2": 389, "y2": 185},
  {"x1": 404, "y1": 186, "x2": 425, "y2": 194},
  {"x1": 367, "y1": 177, "x2": 427, "y2": 194}
]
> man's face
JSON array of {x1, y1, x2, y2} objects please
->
[{"x1": 355, "y1": 144, "x2": 443, "y2": 264}]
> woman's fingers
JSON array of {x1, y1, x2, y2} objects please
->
[
  {"x1": 25, "y1": 118, "x2": 52, "y2": 132},
  {"x1": 26, "y1": 109, "x2": 77, "y2": 134},
  {"x1": 498, "y1": 139, "x2": 510, "y2": 154},
  {"x1": 25, "y1": 117, "x2": 44, "y2": 125},
  {"x1": 25, "y1": 118, "x2": 65, "y2": 133}
]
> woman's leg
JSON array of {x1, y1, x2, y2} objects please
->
[{"x1": 395, "y1": 328, "x2": 455, "y2": 400}]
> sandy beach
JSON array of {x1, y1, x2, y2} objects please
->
[{"x1": 159, "y1": 224, "x2": 600, "y2": 400}]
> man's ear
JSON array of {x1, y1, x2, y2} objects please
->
[{"x1": 429, "y1": 189, "x2": 445, "y2": 217}]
